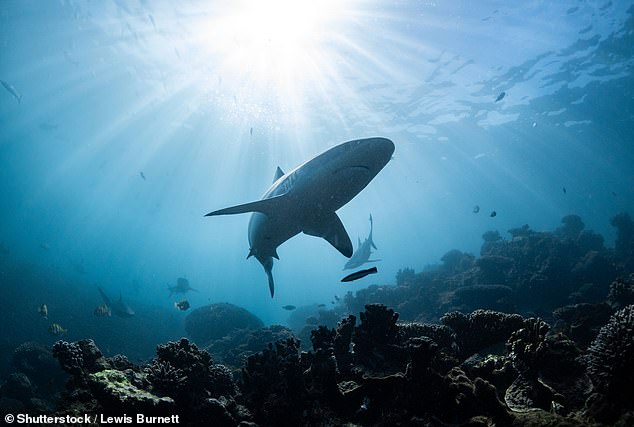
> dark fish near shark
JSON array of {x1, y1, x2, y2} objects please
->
[
  {"x1": 38, "y1": 304, "x2": 48, "y2": 319},
  {"x1": 48, "y1": 323, "x2": 67, "y2": 336},
  {"x1": 174, "y1": 300, "x2": 190, "y2": 311},
  {"x1": 94, "y1": 304, "x2": 112, "y2": 317},
  {"x1": 206, "y1": 137, "x2": 394, "y2": 297},
  {"x1": 341, "y1": 266, "x2": 378, "y2": 282},
  {"x1": 282, "y1": 305, "x2": 296, "y2": 311},
  {"x1": 98, "y1": 287, "x2": 135, "y2": 317},
  {"x1": 495, "y1": 91, "x2": 505, "y2": 102}
]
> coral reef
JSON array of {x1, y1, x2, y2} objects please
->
[
  {"x1": 441, "y1": 309, "x2": 525, "y2": 359},
  {"x1": 611, "y1": 213, "x2": 634, "y2": 270},
  {"x1": 88, "y1": 369, "x2": 175, "y2": 414},
  {"x1": 184, "y1": 303, "x2": 264, "y2": 345},
  {"x1": 205, "y1": 324, "x2": 296, "y2": 368},
  {"x1": 606, "y1": 273, "x2": 634, "y2": 310},
  {"x1": 7, "y1": 211, "x2": 631, "y2": 426},
  {"x1": 144, "y1": 360, "x2": 185, "y2": 396},
  {"x1": 240, "y1": 338, "x2": 306, "y2": 426},
  {"x1": 585, "y1": 304, "x2": 634, "y2": 423},
  {"x1": 553, "y1": 303, "x2": 613, "y2": 348}
]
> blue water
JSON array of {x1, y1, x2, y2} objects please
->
[{"x1": 1, "y1": 1, "x2": 633, "y2": 358}]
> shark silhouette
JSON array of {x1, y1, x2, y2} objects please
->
[
  {"x1": 344, "y1": 214, "x2": 381, "y2": 270},
  {"x1": 98, "y1": 287, "x2": 135, "y2": 317},
  {"x1": 168, "y1": 277, "x2": 198, "y2": 297},
  {"x1": 206, "y1": 137, "x2": 394, "y2": 297}
]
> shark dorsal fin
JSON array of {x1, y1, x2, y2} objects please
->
[
  {"x1": 273, "y1": 166, "x2": 285, "y2": 182},
  {"x1": 205, "y1": 193, "x2": 288, "y2": 217}
]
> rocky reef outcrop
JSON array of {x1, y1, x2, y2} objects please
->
[{"x1": 184, "y1": 303, "x2": 264, "y2": 344}]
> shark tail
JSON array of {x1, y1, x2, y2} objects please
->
[
  {"x1": 266, "y1": 270, "x2": 275, "y2": 298},
  {"x1": 369, "y1": 214, "x2": 377, "y2": 250}
]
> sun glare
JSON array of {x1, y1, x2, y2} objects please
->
[{"x1": 207, "y1": 0, "x2": 346, "y2": 90}]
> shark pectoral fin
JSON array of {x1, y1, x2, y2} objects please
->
[
  {"x1": 205, "y1": 193, "x2": 288, "y2": 217},
  {"x1": 303, "y1": 212, "x2": 353, "y2": 258},
  {"x1": 371, "y1": 241, "x2": 378, "y2": 250}
]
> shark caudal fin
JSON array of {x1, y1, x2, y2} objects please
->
[
  {"x1": 266, "y1": 269, "x2": 275, "y2": 297},
  {"x1": 205, "y1": 193, "x2": 288, "y2": 217},
  {"x1": 303, "y1": 212, "x2": 353, "y2": 258},
  {"x1": 369, "y1": 214, "x2": 377, "y2": 250}
]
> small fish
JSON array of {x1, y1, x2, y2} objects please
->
[
  {"x1": 282, "y1": 305, "x2": 296, "y2": 311},
  {"x1": 330, "y1": 301, "x2": 335, "y2": 304},
  {"x1": 495, "y1": 91, "x2": 506, "y2": 102},
  {"x1": 94, "y1": 304, "x2": 112, "y2": 317},
  {"x1": 140, "y1": 171, "x2": 146, "y2": 180},
  {"x1": 1, "y1": 80, "x2": 22, "y2": 103},
  {"x1": 317, "y1": 304, "x2": 326, "y2": 308},
  {"x1": 473, "y1": 205, "x2": 480, "y2": 214},
  {"x1": 38, "y1": 304, "x2": 48, "y2": 319},
  {"x1": 563, "y1": 187, "x2": 566, "y2": 194},
  {"x1": 48, "y1": 323, "x2": 67, "y2": 336},
  {"x1": 341, "y1": 266, "x2": 378, "y2": 282},
  {"x1": 250, "y1": 127, "x2": 253, "y2": 137},
  {"x1": 490, "y1": 210, "x2": 497, "y2": 217},
  {"x1": 148, "y1": 14, "x2": 157, "y2": 31},
  {"x1": 611, "y1": 191, "x2": 617, "y2": 197},
  {"x1": 334, "y1": 295, "x2": 340, "y2": 301},
  {"x1": 174, "y1": 300, "x2": 190, "y2": 311}
]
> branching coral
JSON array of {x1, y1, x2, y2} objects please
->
[
  {"x1": 144, "y1": 360, "x2": 186, "y2": 396},
  {"x1": 52, "y1": 340, "x2": 84, "y2": 375},
  {"x1": 586, "y1": 305, "x2": 634, "y2": 405},
  {"x1": 441, "y1": 310, "x2": 525, "y2": 359}
]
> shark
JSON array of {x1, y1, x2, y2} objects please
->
[
  {"x1": 98, "y1": 287, "x2": 135, "y2": 317},
  {"x1": 168, "y1": 277, "x2": 198, "y2": 297},
  {"x1": 344, "y1": 214, "x2": 381, "y2": 270},
  {"x1": 205, "y1": 137, "x2": 395, "y2": 297}
]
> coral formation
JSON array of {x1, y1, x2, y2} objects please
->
[
  {"x1": 184, "y1": 303, "x2": 264, "y2": 344},
  {"x1": 3, "y1": 212, "x2": 632, "y2": 426},
  {"x1": 144, "y1": 360, "x2": 185, "y2": 396},
  {"x1": 585, "y1": 304, "x2": 634, "y2": 423},
  {"x1": 441, "y1": 309, "x2": 525, "y2": 359},
  {"x1": 606, "y1": 274, "x2": 634, "y2": 310}
]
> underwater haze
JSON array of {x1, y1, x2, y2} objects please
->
[{"x1": 1, "y1": 0, "x2": 633, "y2": 361}]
